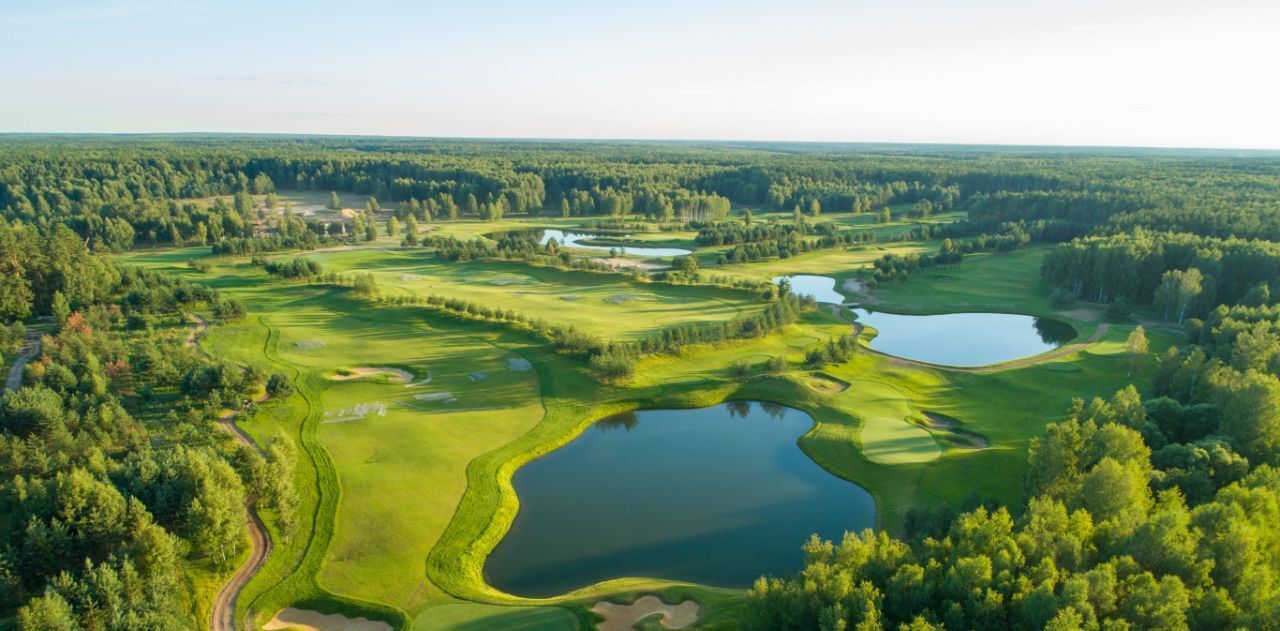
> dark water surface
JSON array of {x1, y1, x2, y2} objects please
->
[
  {"x1": 484, "y1": 402, "x2": 875, "y2": 597},
  {"x1": 852, "y1": 308, "x2": 1076, "y2": 367}
]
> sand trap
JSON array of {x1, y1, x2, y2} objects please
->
[
  {"x1": 265, "y1": 608, "x2": 392, "y2": 631},
  {"x1": 294, "y1": 340, "x2": 326, "y2": 350},
  {"x1": 414, "y1": 392, "x2": 457, "y2": 404},
  {"x1": 1061, "y1": 308, "x2": 1103, "y2": 321},
  {"x1": 330, "y1": 367, "x2": 413, "y2": 383},
  {"x1": 507, "y1": 357, "x2": 532, "y2": 371},
  {"x1": 592, "y1": 596, "x2": 700, "y2": 631},
  {"x1": 922, "y1": 411, "x2": 988, "y2": 449},
  {"x1": 323, "y1": 402, "x2": 388, "y2": 423},
  {"x1": 560, "y1": 295, "x2": 583, "y2": 301},
  {"x1": 406, "y1": 373, "x2": 433, "y2": 387},
  {"x1": 605, "y1": 294, "x2": 642, "y2": 304},
  {"x1": 468, "y1": 372, "x2": 489, "y2": 381},
  {"x1": 596, "y1": 256, "x2": 664, "y2": 271},
  {"x1": 490, "y1": 278, "x2": 530, "y2": 286},
  {"x1": 339, "y1": 208, "x2": 359, "y2": 219},
  {"x1": 399, "y1": 274, "x2": 422, "y2": 281}
]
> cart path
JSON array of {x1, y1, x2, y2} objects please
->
[
  {"x1": 4, "y1": 329, "x2": 42, "y2": 391},
  {"x1": 187, "y1": 312, "x2": 274, "y2": 631}
]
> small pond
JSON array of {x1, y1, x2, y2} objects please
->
[
  {"x1": 484, "y1": 402, "x2": 875, "y2": 597},
  {"x1": 493, "y1": 228, "x2": 692, "y2": 257},
  {"x1": 773, "y1": 275, "x2": 847, "y2": 304},
  {"x1": 852, "y1": 308, "x2": 1077, "y2": 367}
]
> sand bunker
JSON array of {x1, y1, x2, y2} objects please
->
[
  {"x1": 507, "y1": 357, "x2": 532, "y2": 371},
  {"x1": 592, "y1": 596, "x2": 700, "y2": 631},
  {"x1": 265, "y1": 608, "x2": 392, "y2": 631},
  {"x1": 842, "y1": 278, "x2": 866, "y2": 296},
  {"x1": 330, "y1": 367, "x2": 413, "y2": 383},
  {"x1": 596, "y1": 256, "x2": 664, "y2": 271},
  {"x1": 323, "y1": 402, "x2": 388, "y2": 423},
  {"x1": 490, "y1": 277, "x2": 530, "y2": 286},
  {"x1": 559, "y1": 295, "x2": 582, "y2": 301},
  {"x1": 399, "y1": 274, "x2": 422, "y2": 281},
  {"x1": 339, "y1": 208, "x2": 359, "y2": 219},
  {"x1": 605, "y1": 294, "x2": 642, "y2": 304},
  {"x1": 406, "y1": 373, "x2": 433, "y2": 387},
  {"x1": 294, "y1": 340, "x2": 326, "y2": 350},
  {"x1": 922, "y1": 411, "x2": 989, "y2": 449},
  {"x1": 468, "y1": 372, "x2": 489, "y2": 382},
  {"x1": 806, "y1": 372, "x2": 850, "y2": 394},
  {"x1": 414, "y1": 392, "x2": 457, "y2": 404}
]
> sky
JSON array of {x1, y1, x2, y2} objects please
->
[{"x1": 2, "y1": 0, "x2": 1278, "y2": 149}]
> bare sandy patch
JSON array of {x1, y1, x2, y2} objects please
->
[
  {"x1": 592, "y1": 596, "x2": 700, "y2": 631},
  {"x1": 339, "y1": 208, "x2": 359, "y2": 219},
  {"x1": 596, "y1": 256, "x2": 664, "y2": 271},
  {"x1": 1061, "y1": 308, "x2": 1103, "y2": 321},
  {"x1": 264, "y1": 608, "x2": 392, "y2": 631},
  {"x1": 921, "y1": 411, "x2": 988, "y2": 449},
  {"x1": 413, "y1": 392, "x2": 457, "y2": 404},
  {"x1": 331, "y1": 367, "x2": 413, "y2": 383},
  {"x1": 322, "y1": 402, "x2": 388, "y2": 423}
]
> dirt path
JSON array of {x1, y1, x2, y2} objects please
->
[
  {"x1": 187, "y1": 312, "x2": 275, "y2": 631},
  {"x1": 4, "y1": 329, "x2": 42, "y2": 391},
  {"x1": 854, "y1": 321, "x2": 1111, "y2": 373}
]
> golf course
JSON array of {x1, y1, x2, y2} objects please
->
[
  {"x1": 113, "y1": 195, "x2": 1178, "y2": 631},
  {"x1": 7, "y1": 137, "x2": 1278, "y2": 631}
]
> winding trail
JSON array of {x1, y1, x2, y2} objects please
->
[
  {"x1": 187, "y1": 312, "x2": 275, "y2": 631},
  {"x1": 4, "y1": 329, "x2": 42, "y2": 391}
]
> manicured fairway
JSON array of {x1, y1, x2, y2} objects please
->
[
  {"x1": 291, "y1": 248, "x2": 766, "y2": 340},
  {"x1": 117, "y1": 223, "x2": 1186, "y2": 630},
  {"x1": 412, "y1": 602, "x2": 577, "y2": 631}
]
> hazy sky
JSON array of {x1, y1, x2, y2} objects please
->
[{"x1": 3, "y1": 0, "x2": 1277, "y2": 148}]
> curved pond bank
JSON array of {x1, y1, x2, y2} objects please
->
[
  {"x1": 853, "y1": 308, "x2": 1077, "y2": 367},
  {"x1": 491, "y1": 228, "x2": 692, "y2": 256},
  {"x1": 773, "y1": 274, "x2": 847, "y2": 304},
  {"x1": 484, "y1": 402, "x2": 875, "y2": 597}
]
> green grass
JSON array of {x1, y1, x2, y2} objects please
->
[
  {"x1": 411, "y1": 601, "x2": 578, "y2": 631},
  {"x1": 117, "y1": 231, "x2": 1187, "y2": 630}
]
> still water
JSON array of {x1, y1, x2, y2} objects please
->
[
  {"x1": 852, "y1": 308, "x2": 1077, "y2": 367},
  {"x1": 484, "y1": 402, "x2": 875, "y2": 597}
]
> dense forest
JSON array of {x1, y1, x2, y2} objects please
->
[{"x1": 3, "y1": 137, "x2": 1280, "y2": 630}]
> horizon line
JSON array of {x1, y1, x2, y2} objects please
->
[{"x1": 1, "y1": 130, "x2": 1279, "y2": 155}]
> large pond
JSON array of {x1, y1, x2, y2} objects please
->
[
  {"x1": 493, "y1": 228, "x2": 692, "y2": 257},
  {"x1": 773, "y1": 275, "x2": 847, "y2": 304},
  {"x1": 484, "y1": 402, "x2": 875, "y2": 597},
  {"x1": 852, "y1": 308, "x2": 1077, "y2": 367}
]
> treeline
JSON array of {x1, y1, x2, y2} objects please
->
[
  {"x1": 748, "y1": 382, "x2": 1280, "y2": 630},
  {"x1": 366, "y1": 290, "x2": 810, "y2": 380},
  {"x1": 13, "y1": 137, "x2": 1279, "y2": 253},
  {"x1": 0, "y1": 224, "x2": 295, "y2": 628},
  {"x1": 1041, "y1": 231, "x2": 1280, "y2": 309}
]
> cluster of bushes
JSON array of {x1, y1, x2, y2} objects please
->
[
  {"x1": 256, "y1": 255, "x2": 324, "y2": 279},
  {"x1": 804, "y1": 334, "x2": 859, "y2": 368},
  {"x1": 869, "y1": 239, "x2": 966, "y2": 284}
]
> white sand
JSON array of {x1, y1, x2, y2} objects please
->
[
  {"x1": 468, "y1": 371, "x2": 488, "y2": 381},
  {"x1": 322, "y1": 402, "x2": 388, "y2": 423},
  {"x1": 294, "y1": 340, "x2": 326, "y2": 350},
  {"x1": 330, "y1": 367, "x2": 413, "y2": 383},
  {"x1": 592, "y1": 596, "x2": 700, "y2": 631},
  {"x1": 264, "y1": 608, "x2": 392, "y2": 631},
  {"x1": 842, "y1": 278, "x2": 866, "y2": 295},
  {"x1": 414, "y1": 392, "x2": 457, "y2": 403},
  {"x1": 406, "y1": 373, "x2": 433, "y2": 387},
  {"x1": 507, "y1": 357, "x2": 533, "y2": 371}
]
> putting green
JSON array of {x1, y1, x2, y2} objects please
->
[{"x1": 859, "y1": 416, "x2": 941, "y2": 464}]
